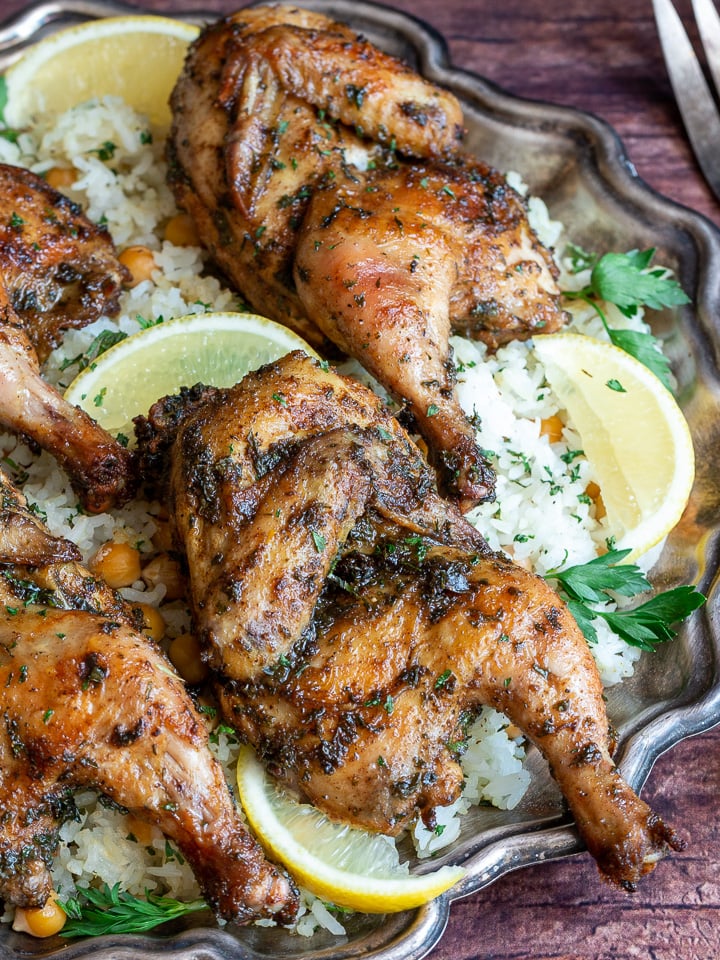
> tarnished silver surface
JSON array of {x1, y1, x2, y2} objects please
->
[{"x1": 0, "y1": 1, "x2": 719, "y2": 958}]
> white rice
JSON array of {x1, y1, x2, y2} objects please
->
[{"x1": 0, "y1": 97, "x2": 655, "y2": 931}]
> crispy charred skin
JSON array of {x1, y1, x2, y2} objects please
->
[
  {"x1": 0, "y1": 164, "x2": 127, "y2": 362},
  {"x1": 0, "y1": 165, "x2": 136, "y2": 511},
  {"x1": 0, "y1": 469, "x2": 298, "y2": 923},
  {"x1": 135, "y1": 352, "x2": 684, "y2": 891},
  {"x1": 168, "y1": 5, "x2": 568, "y2": 509}
]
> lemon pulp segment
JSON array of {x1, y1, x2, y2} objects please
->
[
  {"x1": 236, "y1": 746, "x2": 465, "y2": 913},
  {"x1": 532, "y1": 333, "x2": 694, "y2": 560},
  {"x1": 63, "y1": 312, "x2": 318, "y2": 441},
  {"x1": 4, "y1": 16, "x2": 198, "y2": 129}
]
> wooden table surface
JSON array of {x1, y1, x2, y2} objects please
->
[{"x1": 2, "y1": 0, "x2": 719, "y2": 957}]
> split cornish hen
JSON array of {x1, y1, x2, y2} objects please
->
[
  {"x1": 0, "y1": 469, "x2": 297, "y2": 923},
  {"x1": 135, "y1": 353, "x2": 683, "y2": 891},
  {"x1": 168, "y1": 5, "x2": 566, "y2": 509},
  {"x1": 0, "y1": 163, "x2": 134, "y2": 511}
]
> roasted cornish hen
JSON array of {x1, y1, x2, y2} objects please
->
[
  {"x1": 0, "y1": 164, "x2": 134, "y2": 511},
  {"x1": 168, "y1": 5, "x2": 567, "y2": 509},
  {"x1": 0, "y1": 469, "x2": 297, "y2": 923},
  {"x1": 136, "y1": 353, "x2": 683, "y2": 891}
]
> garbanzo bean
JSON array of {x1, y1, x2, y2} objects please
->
[
  {"x1": 90, "y1": 541, "x2": 142, "y2": 589},
  {"x1": 164, "y1": 212, "x2": 199, "y2": 247},
  {"x1": 585, "y1": 481, "x2": 607, "y2": 520},
  {"x1": 539, "y1": 414, "x2": 564, "y2": 444},
  {"x1": 118, "y1": 244, "x2": 156, "y2": 286},
  {"x1": 169, "y1": 633, "x2": 208, "y2": 685},
  {"x1": 12, "y1": 894, "x2": 66, "y2": 938},
  {"x1": 142, "y1": 553, "x2": 184, "y2": 601},
  {"x1": 45, "y1": 166, "x2": 77, "y2": 189},
  {"x1": 124, "y1": 814, "x2": 156, "y2": 846},
  {"x1": 138, "y1": 603, "x2": 166, "y2": 643}
]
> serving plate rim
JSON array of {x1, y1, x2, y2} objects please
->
[{"x1": 0, "y1": 1, "x2": 718, "y2": 959}]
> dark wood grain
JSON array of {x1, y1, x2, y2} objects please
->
[{"x1": 2, "y1": 0, "x2": 718, "y2": 956}]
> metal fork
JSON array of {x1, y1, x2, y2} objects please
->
[{"x1": 653, "y1": 0, "x2": 720, "y2": 201}]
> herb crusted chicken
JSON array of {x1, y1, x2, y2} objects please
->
[
  {"x1": 135, "y1": 352, "x2": 683, "y2": 891},
  {"x1": 168, "y1": 4, "x2": 567, "y2": 510}
]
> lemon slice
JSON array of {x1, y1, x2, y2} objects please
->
[
  {"x1": 63, "y1": 312, "x2": 317, "y2": 442},
  {"x1": 236, "y1": 745, "x2": 465, "y2": 913},
  {"x1": 4, "y1": 15, "x2": 198, "y2": 130},
  {"x1": 532, "y1": 333, "x2": 695, "y2": 561}
]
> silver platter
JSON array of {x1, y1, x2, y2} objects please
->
[{"x1": 0, "y1": 1, "x2": 718, "y2": 958}]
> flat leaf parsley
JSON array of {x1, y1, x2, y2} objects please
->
[
  {"x1": 547, "y1": 549, "x2": 705, "y2": 651},
  {"x1": 562, "y1": 246, "x2": 690, "y2": 389}
]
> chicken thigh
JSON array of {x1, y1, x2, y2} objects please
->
[
  {"x1": 168, "y1": 5, "x2": 567, "y2": 509},
  {"x1": 135, "y1": 353, "x2": 683, "y2": 891},
  {"x1": 0, "y1": 469, "x2": 297, "y2": 923}
]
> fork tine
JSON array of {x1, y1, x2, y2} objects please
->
[
  {"x1": 653, "y1": 0, "x2": 720, "y2": 201},
  {"x1": 692, "y1": 0, "x2": 720, "y2": 94}
]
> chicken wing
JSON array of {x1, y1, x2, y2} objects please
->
[
  {"x1": 135, "y1": 353, "x2": 683, "y2": 891},
  {"x1": 0, "y1": 164, "x2": 127, "y2": 362},
  {"x1": 168, "y1": 5, "x2": 567, "y2": 509},
  {"x1": 0, "y1": 164, "x2": 135, "y2": 511},
  {"x1": 0, "y1": 469, "x2": 297, "y2": 923}
]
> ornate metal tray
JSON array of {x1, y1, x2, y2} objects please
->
[{"x1": 0, "y1": 1, "x2": 718, "y2": 958}]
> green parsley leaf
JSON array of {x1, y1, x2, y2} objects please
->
[
  {"x1": 599, "y1": 586, "x2": 706, "y2": 651},
  {"x1": 605, "y1": 327, "x2": 672, "y2": 388},
  {"x1": 547, "y1": 550, "x2": 705, "y2": 651},
  {"x1": 561, "y1": 248, "x2": 689, "y2": 389},
  {"x1": 311, "y1": 529, "x2": 327, "y2": 552},
  {"x1": 0, "y1": 76, "x2": 7, "y2": 124},
  {"x1": 591, "y1": 250, "x2": 690, "y2": 315}
]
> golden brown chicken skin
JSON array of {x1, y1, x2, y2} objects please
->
[
  {"x1": 0, "y1": 164, "x2": 135, "y2": 512},
  {"x1": 135, "y1": 353, "x2": 683, "y2": 891},
  {"x1": 0, "y1": 469, "x2": 298, "y2": 923},
  {"x1": 0, "y1": 164, "x2": 127, "y2": 362},
  {"x1": 168, "y1": 5, "x2": 567, "y2": 509}
]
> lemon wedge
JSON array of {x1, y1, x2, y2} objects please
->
[
  {"x1": 3, "y1": 15, "x2": 198, "y2": 130},
  {"x1": 532, "y1": 333, "x2": 694, "y2": 561},
  {"x1": 236, "y1": 745, "x2": 465, "y2": 913},
  {"x1": 63, "y1": 312, "x2": 318, "y2": 442}
]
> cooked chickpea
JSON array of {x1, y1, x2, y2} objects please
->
[
  {"x1": 124, "y1": 814, "x2": 156, "y2": 846},
  {"x1": 12, "y1": 894, "x2": 66, "y2": 938},
  {"x1": 169, "y1": 632, "x2": 208, "y2": 685},
  {"x1": 142, "y1": 553, "x2": 185, "y2": 601},
  {"x1": 90, "y1": 541, "x2": 142, "y2": 589},
  {"x1": 118, "y1": 245, "x2": 156, "y2": 287},
  {"x1": 585, "y1": 481, "x2": 606, "y2": 520},
  {"x1": 151, "y1": 519, "x2": 174, "y2": 553},
  {"x1": 138, "y1": 603, "x2": 166, "y2": 643},
  {"x1": 45, "y1": 166, "x2": 77, "y2": 190},
  {"x1": 164, "y1": 212, "x2": 199, "y2": 247},
  {"x1": 539, "y1": 414, "x2": 564, "y2": 444}
]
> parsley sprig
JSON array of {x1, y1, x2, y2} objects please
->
[
  {"x1": 547, "y1": 549, "x2": 705, "y2": 651},
  {"x1": 562, "y1": 246, "x2": 690, "y2": 389},
  {"x1": 59, "y1": 883, "x2": 207, "y2": 938}
]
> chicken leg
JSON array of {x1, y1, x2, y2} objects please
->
[
  {"x1": 0, "y1": 468, "x2": 297, "y2": 923},
  {"x1": 168, "y1": 5, "x2": 567, "y2": 510},
  {"x1": 135, "y1": 352, "x2": 683, "y2": 891}
]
